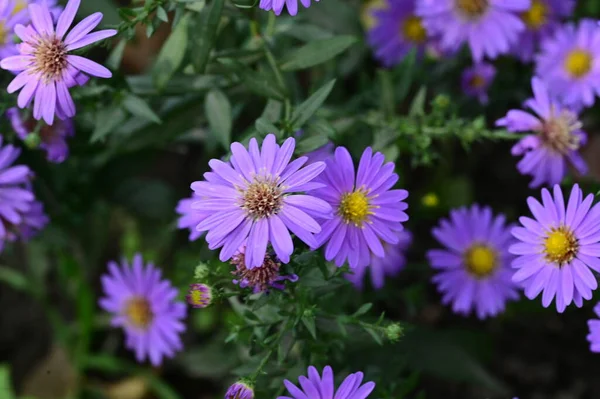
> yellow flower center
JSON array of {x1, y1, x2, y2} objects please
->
[
  {"x1": 564, "y1": 49, "x2": 593, "y2": 79},
  {"x1": 12, "y1": 0, "x2": 27, "y2": 15},
  {"x1": 544, "y1": 227, "x2": 578, "y2": 265},
  {"x1": 339, "y1": 190, "x2": 372, "y2": 226},
  {"x1": 455, "y1": 0, "x2": 489, "y2": 19},
  {"x1": 402, "y1": 16, "x2": 427, "y2": 43},
  {"x1": 125, "y1": 297, "x2": 153, "y2": 329},
  {"x1": 464, "y1": 244, "x2": 497, "y2": 277},
  {"x1": 360, "y1": 0, "x2": 387, "y2": 30},
  {"x1": 469, "y1": 74, "x2": 486, "y2": 89},
  {"x1": 521, "y1": 0, "x2": 548, "y2": 29},
  {"x1": 0, "y1": 23, "x2": 7, "y2": 45},
  {"x1": 422, "y1": 193, "x2": 439, "y2": 208}
]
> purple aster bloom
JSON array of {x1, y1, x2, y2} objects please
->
[
  {"x1": 231, "y1": 243, "x2": 298, "y2": 293},
  {"x1": 311, "y1": 147, "x2": 409, "y2": 268},
  {"x1": 176, "y1": 193, "x2": 208, "y2": 241},
  {"x1": 99, "y1": 254, "x2": 187, "y2": 366},
  {"x1": 368, "y1": 0, "x2": 429, "y2": 67},
  {"x1": 535, "y1": 19, "x2": 600, "y2": 110},
  {"x1": 0, "y1": 0, "x2": 117, "y2": 125},
  {"x1": 278, "y1": 365, "x2": 375, "y2": 399},
  {"x1": 0, "y1": 0, "x2": 27, "y2": 59},
  {"x1": 7, "y1": 107, "x2": 73, "y2": 163},
  {"x1": 416, "y1": 0, "x2": 530, "y2": 62},
  {"x1": 587, "y1": 303, "x2": 600, "y2": 353},
  {"x1": 427, "y1": 205, "x2": 519, "y2": 319},
  {"x1": 259, "y1": 0, "x2": 318, "y2": 16},
  {"x1": 510, "y1": 184, "x2": 600, "y2": 312},
  {"x1": 345, "y1": 230, "x2": 412, "y2": 290},
  {"x1": 461, "y1": 62, "x2": 496, "y2": 105},
  {"x1": 0, "y1": 198, "x2": 48, "y2": 251},
  {"x1": 225, "y1": 382, "x2": 254, "y2": 399},
  {"x1": 496, "y1": 77, "x2": 587, "y2": 188},
  {"x1": 510, "y1": 0, "x2": 575, "y2": 62},
  {"x1": 189, "y1": 134, "x2": 332, "y2": 269}
]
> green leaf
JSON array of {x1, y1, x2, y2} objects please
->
[
  {"x1": 192, "y1": 0, "x2": 224, "y2": 73},
  {"x1": 90, "y1": 106, "x2": 127, "y2": 142},
  {"x1": 352, "y1": 303, "x2": 373, "y2": 317},
  {"x1": 255, "y1": 117, "x2": 278, "y2": 136},
  {"x1": 205, "y1": 89, "x2": 232, "y2": 149},
  {"x1": 409, "y1": 86, "x2": 427, "y2": 117},
  {"x1": 397, "y1": 48, "x2": 417, "y2": 102},
  {"x1": 0, "y1": 266, "x2": 29, "y2": 293},
  {"x1": 364, "y1": 326, "x2": 384, "y2": 346},
  {"x1": 123, "y1": 94, "x2": 162, "y2": 124},
  {"x1": 280, "y1": 36, "x2": 357, "y2": 71},
  {"x1": 107, "y1": 39, "x2": 126, "y2": 70},
  {"x1": 291, "y1": 79, "x2": 336, "y2": 128},
  {"x1": 157, "y1": 6, "x2": 169, "y2": 22},
  {"x1": 239, "y1": 67, "x2": 288, "y2": 101},
  {"x1": 152, "y1": 12, "x2": 191, "y2": 90},
  {"x1": 0, "y1": 365, "x2": 15, "y2": 399},
  {"x1": 301, "y1": 315, "x2": 317, "y2": 339}
]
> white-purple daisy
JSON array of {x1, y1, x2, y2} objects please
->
[
  {"x1": 0, "y1": 0, "x2": 117, "y2": 125},
  {"x1": 99, "y1": 254, "x2": 187, "y2": 366},
  {"x1": 416, "y1": 0, "x2": 530, "y2": 62},
  {"x1": 190, "y1": 134, "x2": 332, "y2": 269},
  {"x1": 510, "y1": 184, "x2": 600, "y2": 312},
  {"x1": 427, "y1": 205, "x2": 519, "y2": 319}
]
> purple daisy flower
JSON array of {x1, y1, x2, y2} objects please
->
[
  {"x1": 510, "y1": 184, "x2": 600, "y2": 312},
  {"x1": 278, "y1": 365, "x2": 375, "y2": 399},
  {"x1": 176, "y1": 193, "x2": 208, "y2": 242},
  {"x1": 496, "y1": 77, "x2": 587, "y2": 188},
  {"x1": 99, "y1": 254, "x2": 187, "y2": 366},
  {"x1": 259, "y1": 0, "x2": 318, "y2": 16},
  {"x1": 368, "y1": 0, "x2": 429, "y2": 67},
  {"x1": 231, "y1": 243, "x2": 298, "y2": 293},
  {"x1": 190, "y1": 134, "x2": 332, "y2": 269},
  {"x1": 535, "y1": 19, "x2": 600, "y2": 110},
  {"x1": 12, "y1": 0, "x2": 62, "y2": 22},
  {"x1": 225, "y1": 382, "x2": 254, "y2": 399},
  {"x1": 587, "y1": 303, "x2": 600, "y2": 353},
  {"x1": 345, "y1": 230, "x2": 412, "y2": 290},
  {"x1": 510, "y1": 0, "x2": 575, "y2": 63},
  {"x1": 427, "y1": 205, "x2": 519, "y2": 319},
  {"x1": 461, "y1": 62, "x2": 496, "y2": 105},
  {"x1": 311, "y1": 147, "x2": 409, "y2": 268},
  {"x1": 0, "y1": 0, "x2": 117, "y2": 125},
  {"x1": 7, "y1": 107, "x2": 74, "y2": 163},
  {"x1": 0, "y1": 198, "x2": 48, "y2": 251},
  {"x1": 0, "y1": 0, "x2": 28, "y2": 59},
  {"x1": 416, "y1": 0, "x2": 530, "y2": 62}
]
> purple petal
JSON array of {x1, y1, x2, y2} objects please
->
[
  {"x1": 67, "y1": 29, "x2": 117, "y2": 51},
  {"x1": 67, "y1": 55, "x2": 112, "y2": 78},
  {"x1": 64, "y1": 12, "x2": 102, "y2": 45},
  {"x1": 56, "y1": 0, "x2": 80, "y2": 38}
]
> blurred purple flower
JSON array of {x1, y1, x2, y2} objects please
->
[
  {"x1": 510, "y1": 184, "x2": 600, "y2": 312},
  {"x1": 311, "y1": 146, "x2": 409, "y2": 268},
  {"x1": 259, "y1": 0, "x2": 318, "y2": 16},
  {"x1": 278, "y1": 365, "x2": 375, "y2": 399},
  {"x1": 427, "y1": 205, "x2": 519, "y2": 319},
  {"x1": 461, "y1": 62, "x2": 496, "y2": 104},
  {"x1": 416, "y1": 0, "x2": 529, "y2": 62},
  {"x1": 225, "y1": 382, "x2": 254, "y2": 399},
  {"x1": 345, "y1": 230, "x2": 412, "y2": 290},
  {"x1": 368, "y1": 0, "x2": 429, "y2": 67},
  {"x1": 535, "y1": 19, "x2": 600, "y2": 110},
  {"x1": 176, "y1": 193, "x2": 207, "y2": 242},
  {"x1": 496, "y1": 77, "x2": 587, "y2": 188},
  {"x1": 7, "y1": 107, "x2": 74, "y2": 163},
  {"x1": 0, "y1": 0, "x2": 117, "y2": 125},
  {"x1": 510, "y1": 0, "x2": 575, "y2": 62},
  {"x1": 587, "y1": 303, "x2": 600, "y2": 353},
  {"x1": 190, "y1": 134, "x2": 331, "y2": 269},
  {"x1": 99, "y1": 254, "x2": 187, "y2": 366}
]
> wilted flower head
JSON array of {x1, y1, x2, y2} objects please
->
[
  {"x1": 0, "y1": 0, "x2": 117, "y2": 124},
  {"x1": 259, "y1": 0, "x2": 318, "y2": 16},
  {"x1": 278, "y1": 365, "x2": 376, "y2": 399},
  {"x1": 497, "y1": 77, "x2": 586, "y2": 188},
  {"x1": 510, "y1": 184, "x2": 600, "y2": 312},
  {"x1": 189, "y1": 134, "x2": 332, "y2": 269},
  {"x1": 186, "y1": 283, "x2": 212, "y2": 308},
  {"x1": 535, "y1": 19, "x2": 600, "y2": 110},
  {"x1": 428, "y1": 205, "x2": 519, "y2": 319},
  {"x1": 99, "y1": 254, "x2": 186, "y2": 366},
  {"x1": 225, "y1": 381, "x2": 254, "y2": 399},
  {"x1": 368, "y1": 0, "x2": 429, "y2": 67},
  {"x1": 231, "y1": 245, "x2": 298, "y2": 293},
  {"x1": 7, "y1": 107, "x2": 74, "y2": 163},
  {"x1": 416, "y1": 0, "x2": 530, "y2": 62},
  {"x1": 461, "y1": 63, "x2": 496, "y2": 105}
]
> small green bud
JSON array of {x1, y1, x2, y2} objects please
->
[
  {"x1": 432, "y1": 94, "x2": 450, "y2": 109},
  {"x1": 194, "y1": 262, "x2": 210, "y2": 280},
  {"x1": 24, "y1": 133, "x2": 41, "y2": 149},
  {"x1": 385, "y1": 322, "x2": 403, "y2": 342}
]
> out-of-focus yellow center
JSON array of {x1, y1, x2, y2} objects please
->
[
  {"x1": 422, "y1": 193, "x2": 439, "y2": 208},
  {"x1": 544, "y1": 227, "x2": 578, "y2": 265},
  {"x1": 0, "y1": 23, "x2": 7, "y2": 45},
  {"x1": 469, "y1": 74, "x2": 486, "y2": 89},
  {"x1": 521, "y1": 0, "x2": 548, "y2": 29},
  {"x1": 402, "y1": 16, "x2": 427, "y2": 43},
  {"x1": 12, "y1": 0, "x2": 27, "y2": 15},
  {"x1": 125, "y1": 297, "x2": 153, "y2": 329},
  {"x1": 455, "y1": 0, "x2": 489, "y2": 19},
  {"x1": 464, "y1": 245, "x2": 497, "y2": 277},
  {"x1": 564, "y1": 49, "x2": 593, "y2": 78},
  {"x1": 360, "y1": 0, "x2": 387, "y2": 30},
  {"x1": 339, "y1": 190, "x2": 371, "y2": 226}
]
